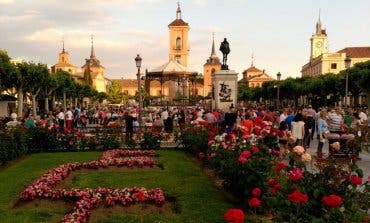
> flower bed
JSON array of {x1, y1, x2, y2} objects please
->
[
  {"x1": 178, "y1": 123, "x2": 370, "y2": 222},
  {"x1": 19, "y1": 149, "x2": 165, "y2": 223}
]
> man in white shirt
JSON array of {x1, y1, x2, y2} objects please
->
[
  {"x1": 65, "y1": 107, "x2": 73, "y2": 130},
  {"x1": 358, "y1": 109, "x2": 368, "y2": 125},
  {"x1": 57, "y1": 110, "x2": 65, "y2": 131}
]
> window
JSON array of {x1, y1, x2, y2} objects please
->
[
  {"x1": 123, "y1": 90, "x2": 128, "y2": 94},
  {"x1": 211, "y1": 68, "x2": 216, "y2": 74},
  {"x1": 331, "y1": 63, "x2": 337, "y2": 69},
  {"x1": 157, "y1": 90, "x2": 162, "y2": 95},
  {"x1": 175, "y1": 55, "x2": 181, "y2": 63},
  {"x1": 176, "y1": 37, "x2": 181, "y2": 50}
]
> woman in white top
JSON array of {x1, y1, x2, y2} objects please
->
[{"x1": 291, "y1": 113, "x2": 305, "y2": 146}]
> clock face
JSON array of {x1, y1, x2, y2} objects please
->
[{"x1": 316, "y1": 41, "x2": 323, "y2": 48}]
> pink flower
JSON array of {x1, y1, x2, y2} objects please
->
[
  {"x1": 238, "y1": 156, "x2": 248, "y2": 164},
  {"x1": 289, "y1": 168, "x2": 304, "y2": 181},
  {"x1": 198, "y1": 152, "x2": 205, "y2": 159}
]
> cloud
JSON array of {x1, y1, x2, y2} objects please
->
[
  {"x1": 0, "y1": 0, "x2": 14, "y2": 4},
  {"x1": 192, "y1": 0, "x2": 207, "y2": 7}
]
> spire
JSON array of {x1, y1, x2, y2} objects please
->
[
  {"x1": 251, "y1": 53, "x2": 254, "y2": 67},
  {"x1": 90, "y1": 34, "x2": 95, "y2": 59},
  {"x1": 176, "y1": 1, "x2": 182, "y2": 19},
  {"x1": 211, "y1": 32, "x2": 216, "y2": 57},
  {"x1": 62, "y1": 36, "x2": 65, "y2": 53},
  {"x1": 316, "y1": 9, "x2": 322, "y2": 35}
]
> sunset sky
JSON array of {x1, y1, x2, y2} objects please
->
[{"x1": 0, "y1": 0, "x2": 369, "y2": 80}]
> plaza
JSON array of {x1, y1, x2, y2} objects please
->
[{"x1": 1, "y1": 1, "x2": 370, "y2": 222}]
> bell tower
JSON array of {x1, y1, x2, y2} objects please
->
[
  {"x1": 310, "y1": 11, "x2": 328, "y2": 60},
  {"x1": 168, "y1": 2, "x2": 189, "y2": 67}
]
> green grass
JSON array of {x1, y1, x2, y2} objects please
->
[{"x1": 0, "y1": 151, "x2": 233, "y2": 223}]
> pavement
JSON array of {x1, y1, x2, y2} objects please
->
[{"x1": 305, "y1": 136, "x2": 370, "y2": 179}]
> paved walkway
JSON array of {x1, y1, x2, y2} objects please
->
[{"x1": 305, "y1": 136, "x2": 370, "y2": 179}]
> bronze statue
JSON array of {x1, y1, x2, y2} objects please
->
[{"x1": 219, "y1": 38, "x2": 230, "y2": 70}]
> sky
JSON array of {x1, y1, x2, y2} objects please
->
[{"x1": 0, "y1": 0, "x2": 369, "y2": 80}]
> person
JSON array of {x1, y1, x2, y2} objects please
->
[
  {"x1": 317, "y1": 111, "x2": 329, "y2": 158},
  {"x1": 65, "y1": 107, "x2": 73, "y2": 130},
  {"x1": 240, "y1": 113, "x2": 253, "y2": 138},
  {"x1": 57, "y1": 109, "x2": 65, "y2": 132},
  {"x1": 278, "y1": 120, "x2": 289, "y2": 150},
  {"x1": 291, "y1": 113, "x2": 305, "y2": 146},
  {"x1": 224, "y1": 105, "x2": 237, "y2": 134},
  {"x1": 24, "y1": 115, "x2": 36, "y2": 128},
  {"x1": 303, "y1": 112, "x2": 313, "y2": 149},
  {"x1": 328, "y1": 107, "x2": 343, "y2": 133},
  {"x1": 125, "y1": 110, "x2": 136, "y2": 141},
  {"x1": 350, "y1": 112, "x2": 362, "y2": 136},
  {"x1": 6, "y1": 113, "x2": 21, "y2": 128}
]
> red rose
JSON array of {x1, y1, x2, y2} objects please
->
[
  {"x1": 287, "y1": 190, "x2": 308, "y2": 204},
  {"x1": 267, "y1": 178, "x2": 277, "y2": 187},
  {"x1": 274, "y1": 162, "x2": 287, "y2": 172},
  {"x1": 289, "y1": 168, "x2": 304, "y2": 181},
  {"x1": 251, "y1": 146, "x2": 259, "y2": 153},
  {"x1": 248, "y1": 197, "x2": 262, "y2": 208},
  {"x1": 198, "y1": 152, "x2": 205, "y2": 159},
  {"x1": 350, "y1": 175, "x2": 362, "y2": 185},
  {"x1": 224, "y1": 208, "x2": 245, "y2": 223},
  {"x1": 322, "y1": 194, "x2": 343, "y2": 208},
  {"x1": 251, "y1": 188, "x2": 262, "y2": 197}
]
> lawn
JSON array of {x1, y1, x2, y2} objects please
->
[{"x1": 0, "y1": 150, "x2": 234, "y2": 223}]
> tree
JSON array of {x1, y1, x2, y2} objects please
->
[
  {"x1": 43, "y1": 74, "x2": 59, "y2": 113},
  {"x1": 19, "y1": 62, "x2": 49, "y2": 117},
  {"x1": 107, "y1": 80, "x2": 123, "y2": 104},
  {"x1": 0, "y1": 50, "x2": 19, "y2": 94},
  {"x1": 55, "y1": 70, "x2": 75, "y2": 110}
]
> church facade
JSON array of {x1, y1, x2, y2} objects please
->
[
  {"x1": 50, "y1": 39, "x2": 108, "y2": 93},
  {"x1": 301, "y1": 15, "x2": 370, "y2": 77}
]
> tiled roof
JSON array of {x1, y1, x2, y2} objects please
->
[
  {"x1": 52, "y1": 62, "x2": 77, "y2": 68},
  {"x1": 243, "y1": 66, "x2": 262, "y2": 74},
  {"x1": 168, "y1": 19, "x2": 189, "y2": 27},
  {"x1": 337, "y1": 47, "x2": 370, "y2": 58}
]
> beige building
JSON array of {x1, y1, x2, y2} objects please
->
[
  {"x1": 238, "y1": 60, "x2": 274, "y2": 88},
  {"x1": 301, "y1": 16, "x2": 370, "y2": 76},
  {"x1": 203, "y1": 35, "x2": 222, "y2": 97},
  {"x1": 51, "y1": 40, "x2": 108, "y2": 92}
]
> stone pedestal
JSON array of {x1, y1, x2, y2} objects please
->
[{"x1": 212, "y1": 70, "x2": 238, "y2": 111}]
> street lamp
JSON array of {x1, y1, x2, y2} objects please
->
[
  {"x1": 276, "y1": 72, "x2": 281, "y2": 109},
  {"x1": 344, "y1": 55, "x2": 351, "y2": 107},
  {"x1": 135, "y1": 54, "x2": 142, "y2": 128}
]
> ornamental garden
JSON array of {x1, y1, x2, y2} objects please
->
[{"x1": 0, "y1": 119, "x2": 369, "y2": 223}]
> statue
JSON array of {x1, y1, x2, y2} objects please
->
[{"x1": 219, "y1": 38, "x2": 230, "y2": 70}]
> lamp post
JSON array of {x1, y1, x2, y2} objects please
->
[
  {"x1": 135, "y1": 54, "x2": 142, "y2": 128},
  {"x1": 344, "y1": 55, "x2": 351, "y2": 107},
  {"x1": 276, "y1": 72, "x2": 281, "y2": 109}
]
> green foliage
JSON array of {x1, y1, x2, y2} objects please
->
[
  {"x1": 0, "y1": 127, "x2": 27, "y2": 165},
  {"x1": 238, "y1": 60, "x2": 370, "y2": 106},
  {"x1": 138, "y1": 130, "x2": 164, "y2": 150},
  {"x1": 107, "y1": 80, "x2": 124, "y2": 104},
  {"x1": 177, "y1": 125, "x2": 213, "y2": 155}
]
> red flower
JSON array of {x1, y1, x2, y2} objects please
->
[
  {"x1": 224, "y1": 208, "x2": 245, "y2": 223},
  {"x1": 198, "y1": 152, "x2": 205, "y2": 159},
  {"x1": 267, "y1": 178, "x2": 277, "y2": 187},
  {"x1": 322, "y1": 194, "x2": 343, "y2": 208},
  {"x1": 274, "y1": 162, "x2": 287, "y2": 172},
  {"x1": 248, "y1": 197, "x2": 262, "y2": 208},
  {"x1": 251, "y1": 188, "x2": 262, "y2": 197},
  {"x1": 287, "y1": 190, "x2": 308, "y2": 204},
  {"x1": 251, "y1": 146, "x2": 259, "y2": 153},
  {"x1": 350, "y1": 175, "x2": 362, "y2": 185},
  {"x1": 289, "y1": 168, "x2": 304, "y2": 181}
]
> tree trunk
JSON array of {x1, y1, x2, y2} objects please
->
[
  {"x1": 17, "y1": 88, "x2": 23, "y2": 118},
  {"x1": 52, "y1": 95, "x2": 56, "y2": 110},
  {"x1": 75, "y1": 97, "x2": 78, "y2": 107},
  {"x1": 63, "y1": 91, "x2": 66, "y2": 111},
  {"x1": 32, "y1": 95, "x2": 37, "y2": 117},
  {"x1": 45, "y1": 96, "x2": 49, "y2": 113},
  {"x1": 367, "y1": 92, "x2": 370, "y2": 110}
]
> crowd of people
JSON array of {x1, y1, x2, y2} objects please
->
[{"x1": 3, "y1": 102, "x2": 369, "y2": 157}]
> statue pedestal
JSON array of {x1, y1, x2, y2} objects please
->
[{"x1": 212, "y1": 70, "x2": 238, "y2": 111}]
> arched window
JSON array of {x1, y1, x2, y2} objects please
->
[
  {"x1": 251, "y1": 83, "x2": 255, "y2": 88},
  {"x1": 211, "y1": 68, "x2": 216, "y2": 74},
  {"x1": 176, "y1": 37, "x2": 181, "y2": 50}
]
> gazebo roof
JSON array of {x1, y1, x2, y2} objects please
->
[{"x1": 148, "y1": 60, "x2": 197, "y2": 76}]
